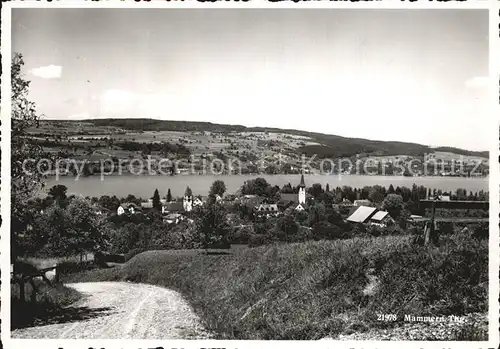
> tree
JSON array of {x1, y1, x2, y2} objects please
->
[
  {"x1": 98, "y1": 195, "x2": 121, "y2": 212},
  {"x1": 66, "y1": 197, "x2": 108, "y2": 257},
  {"x1": 209, "y1": 180, "x2": 226, "y2": 197},
  {"x1": 309, "y1": 183, "x2": 324, "y2": 198},
  {"x1": 185, "y1": 186, "x2": 193, "y2": 197},
  {"x1": 388, "y1": 184, "x2": 395, "y2": 194},
  {"x1": 369, "y1": 187, "x2": 385, "y2": 204},
  {"x1": 325, "y1": 183, "x2": 330, "y2": 192},
  {"x1": 241, "y1": 177, "x2": 271, "y2": 197},
  {"x1": 381, "y1": 194, "x2": 405, "y2": 219},
  {"x1": 11, "y1": 53, "x2": 52, "y2": 262},
  {"x1": 166, "y1": 188, "x2": 172, "y2": 202},
  {"x1": 312, "y1": 221, "x2": 343, "y2": 241},
  {"x1": 308, "y1": 202, "x2": 326, "y2": 227},
  {"x1": 152, "y1": 189, "x2": 161, "y2": 211},
  {"x1": 195, "y1": 204, "x2": 231, "y2": 249},
  {"x1": 31, "y1": 205, "x2": 69, "y2": 256},
  {"x1": 277, "y1": 215, "x2": 299, "y2": 240},
  {"x1": 48, "y1": 185, "x2": 68, "y2": 201}
]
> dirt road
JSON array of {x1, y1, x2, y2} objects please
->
[{"x1": 11, "y1": 282, "x2": 211, "y2": 339}]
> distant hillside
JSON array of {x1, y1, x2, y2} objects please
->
[{"x1": 70, "y1": 118, "x2": 487, "y2": 158}]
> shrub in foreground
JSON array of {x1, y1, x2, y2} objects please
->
[{"x1": 11, "y1": 280, "x2": 81, "y2": 329}]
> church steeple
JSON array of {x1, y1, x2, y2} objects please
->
[
  {"x1": 299, "y1": 174, "x2": 306, "y2": 188},
  {"x1": 298, "y1": 174, "x2": 306, "y2": 205}
]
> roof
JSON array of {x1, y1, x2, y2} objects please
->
[
  {"x1": 255, "y1": 204, "x2": 279, "y2": 212},
  {"x1": 241, "y1": 196, "x2": 265, "y2": 208},
  {"x1": 94, "y1": 206, "x2": 110, "y2": 212},
  {"x1": 370, "y1": 211, "x2": 390, "y2": 222},
  {"x1": 121, "y1": 202, "x2": 141, "y2": 210},
  {"x1": 164, "y1": 202, "x2": 183, "y2": 212},
  {"x1": 280, "y1": 193, "x2": 298, "y2": 203},
  {"x1": 141, "y1": 201, "x2": 153, "y2": 208},
  {"x1": 295, "y1": 203, "x2": 308, "y2": 210},
  {"x1": 299, "y1": 174, "x2": 306, "y2": 188},
  {"x1": 347, "y1": 206, "x2": 377, "y2": 223},
  {"x1": 353, "y1": 200, "x2": 372, "y2": 207},
  {"x1": 165, "y1": 213, "x2": 183, "y2": 219}
]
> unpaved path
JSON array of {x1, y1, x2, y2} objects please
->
[{"x1": 12, "y1": 282, "x2": 211, "y2": 339}]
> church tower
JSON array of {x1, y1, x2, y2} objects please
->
[{"x1": 298, "y1": 174, "x2": 306, "y2": 204}]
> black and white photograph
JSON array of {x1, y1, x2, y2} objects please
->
[{"x1": 1, "y1": 3, "x2": 499, "y2": 347}]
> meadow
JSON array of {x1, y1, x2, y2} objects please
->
[{"x1": 62, "y1": 232, "x2": 488, "y2": 340}]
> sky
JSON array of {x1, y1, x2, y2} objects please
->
[{"x1": 12, "y1": 9, "x2": 490, "y2": 151}]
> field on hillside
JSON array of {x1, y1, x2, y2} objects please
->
[
  {"x1": 63, "y1": 233, "x2": 488, "y2": 340},
  {"x1": 29, "y1": 120, "x2": 489, "y2": 167}
]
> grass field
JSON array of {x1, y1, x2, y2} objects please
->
[{"x1": 63, "y1": 233, "x2": 488, "y2": 340}]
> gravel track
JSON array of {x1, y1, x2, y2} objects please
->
[{"x1": 11, "y1": 282, "x2": 211, "y2": 339}]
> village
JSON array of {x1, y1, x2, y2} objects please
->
[{"x1": 109, "y1": 174, "x2": 444, "y2": 228}]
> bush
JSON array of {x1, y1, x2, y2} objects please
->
[
  {"x1": 248, "y1": 234, "x2": 271, "y2": 248},
  {"x1": 438, "y1": 221, "x2": 455, "y2": 235},
  {"x1": 230, "y1": 226, "x2": 253, "y2": 245},
  {"x1": 11, "y1": 280, "x2": 81, "y2": 329},
  {"x1": 472, "y1": 223, "x2": 488, "y2": 240}
]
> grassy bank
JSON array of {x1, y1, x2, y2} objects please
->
[{"x1": 63, "y1": 233, "x2": 488, "y2": 340}]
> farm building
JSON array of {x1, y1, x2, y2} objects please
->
[
  {"x1": 353, "y1": 199, "x2": 372, "y2": 207},
  {"x1": 369, "y1": 211, "x2": 394, "y2": 227},
  {"x1": 346, "y1": 206, "x2": 377, "y2": 223}
]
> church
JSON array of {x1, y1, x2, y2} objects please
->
[{"x1": 280, "y1": 174, "x2": 310, "y2": 211}]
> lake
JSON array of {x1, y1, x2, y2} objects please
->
[{"x1": 41, "y1": 174, "x2": 489, "y2": 199}]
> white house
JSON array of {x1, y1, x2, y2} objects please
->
[
  {"x1": 193, "y1": 197, "x2": 205, "y2": 208},
  {"x1": 353, "y1": 200, "x2": 372, "y2": 207},
  {"x1": 117, "y1": 203, "x2": 140, "y2": 216},
  {"x1": 164, "y1": 213, "x2": 184, "y2": 224}
]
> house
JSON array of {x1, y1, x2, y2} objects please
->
[
  {"x1": 369, "y1": 211, "x2": 394, "y2": 227},
  {"x1": 163, "y1": 201, "x2": 184, "y2": 214},
  {"x1": 163, "y1": 213, "x2": 185, "y2": 224},
  {"x1": 280, "y1": 193, "x2": 300, "y2": 205},
  {"x1": 254, "y1": 203, "x2": 280, "y2": 218},
  {"x1": 427, "y1": 193, "x2": 451, "y2": 201},
  {"x1": 238, "y1": 195, "x2": 266, "y2": 209},
  {"x1": 141, "y1": 199, "x2": 167, "y2": 210},
  {"x1": 117, "y1": 203, "x2": 141, "y2": 216},
  {"x1": 353, "y1": 200, "x2": 372, "y2": 207},
  {"x1": 94, "y1": 206, "x2": 110, "y2": 216},
  {"x1": 346, "y1": 206, "x2": 378, "y2": 223},
  {"x1": 141, "y1": 201, "x2": 154, "y2": 209},
  {"x1": 333, "y1": 198, "x2": 353, "y2": 210},
  {"x1": 193, "y1": 196, "x2": 206, "y2": 208},
  {"x1": 341, "y1": 198, "x2": 353, "y2": 206}
]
